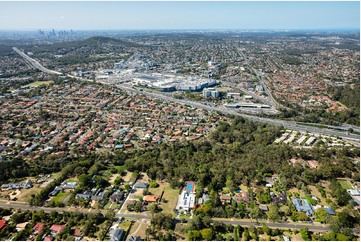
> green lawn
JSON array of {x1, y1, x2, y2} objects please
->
[
  {"x1": 26, "y1": 80, "x2": 54, "y2": 87},
  {"x1": 118, "y1": 219, "x2": 132, "y2": 230},
  {"x1": 51, "y1": 191, "x2": 68, "y2": 203},
  {"x1": 104, "y1": 202, "x2": 120, "y2": 210},
  {"x1": 338, "y1": 180, "x2": 353, "y2": 190},
  {"x1": 114, "y1": 165, "x2": 126, "y2": 173},
  {"x1": 159, "y1": 184, "x2": 180, "y2": 214}
]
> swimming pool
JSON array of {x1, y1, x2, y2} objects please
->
[{"x1": 186, "y1": 183, "x2": 193, "y2": 191}]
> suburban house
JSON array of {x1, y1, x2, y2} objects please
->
[
  {"x1": 33, "y1": 222, "x2": 45, "y2": 235},
  {"x1": 143, "y1": 195, "x2": 158, "y2": 203},
  {"x1": 324, "y1": 207, "x2": 336, "y2": 216},
  {"x1": 110, "y1": 228, "x2": 125, "y2": 241},
  {"x1": 50, "y1": 224, "x2": 66, "y2": 236},
  {"x1": 1, "y1": 180, "x2": 33, "y2": 190},
  {"x1": 16, "y1": 222, "x2": 29, "y2": 231},
  {"x1": 197, "y1": 193, "x2": 210, "y2": 205},
  {"x1": 72, "y1": 227, "x2": 82, "y2": 238},
  {"x1": 91, "y1": 189, "x2": 107, "y2": 201},
  {"x1": 49, "y1": 186, "x2": 62, "y2": 197},
  {"x1": 44, "y1": 236, "x2": 54, "y2": 241},
  {"x1": 259, "y1": 204, "x2": 269, "y2": 211},
  {"x1": 75, "y1": 190, "x2": 92, "y2": 200},
  {"x1": 220, "y1": 194, "x2": 232, "y2": 205},
  {"x1": 176, "y1": 181, "x2": 196, "y2": 213},
  {"x1": 292, "y1": 198, "x2": 314, "y2": 216},
  {"x1": 110, "y1": 191, "x2": 124, "y2": 203},
  {"x1": 133, "y1": 182, "x2": 149, "y2": 189},
  {"x1": 61, "y1": 181, "x2": 78, "y2": 190},
  {"x1": 234, "y1": 191, "x2": 250, "y2": 204},
  {"x1": 127, "y1": 235, "x2": 142, "y2": 241},
  {"x1": 0, "y1": 219, "x2": 7, "y2": 231}
]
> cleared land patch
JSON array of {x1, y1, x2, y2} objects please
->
[{"x1": 26, "y1": 80, "x2": 54, "y2": 87}]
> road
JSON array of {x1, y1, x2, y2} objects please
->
[
  {"x1": 12, "y1": 47, "x2": 63, "y2": 75},
  {"x1": 236, "y1": 48, "x2": 283, "y2": 109},
  {"x1": 214, "y1": 218, "x2": 332, "y2": 232},
  {"x1": 2, "y1": 200, "x2": 357, "y2": 234},
  {"x1": 108, "y1": 83, "x2": 359, "y2": 142}
]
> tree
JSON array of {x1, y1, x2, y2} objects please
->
[
  {"x1": 262, "y1": 225, "x2": 271, "y2": 236},
  {"x1": 78, "y1": 174, "x2": 92, "y2": 188},
  {"x1": 148, "y1": 203, "x2": 161, "y2": 214},
  {"x1": 94, "y1": 176, "x2": 110, "y2": 188},
  {"x1": 134, "y1": 201, "x2": 142, "y2": 212},
  {"x1": 188, "y1": 230, "x2": 202, "y2": 241},
  {"x1": 300, "y1": 228, "x2": 311, "y2": 241},
  {"x1": 314, "y1": 208, "x2": 330, "y2": 223},
  {"x1": 151, "y1": 213, "x2": 175, "y2": 230},
  {"x1": 266, "y1": 205, "x2": 281, "y2": 222},
  {"x1": 124, "y1": 183, "x2": 131, "y2": 191},
  {"x1": 149, "y1": 181, "x2": 159, "y2": 188},
  {"x1": 243, "y1": 227, "x2": 251, "y2": 241},
  {"x1": 257, "y1": 192, "x2": 271, "y2": 204},
  {"x1": 250, "y1": 205, "x2": 261, "y2": 219},
  {"x1": 201, "y1": 228, "x2": 213, "y2": 240}
]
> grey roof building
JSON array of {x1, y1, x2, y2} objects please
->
[
  {"x1": 127, "y1": 235, "x2": 142, "y2": 241},
  {"x1": 75, "y1": 191, "x2": 92, "y2": 200},
  {"x1": 110, "y1": 228, "x2": 124, "y2": 241},
  {"x1": 110, "y1": 191, "x2": 124, "y2": 203},
  {"x1": 292, "y1": 198, "x2": 314, "y2": 216},
  {"x1": 324, "y1": 207, "x2": 336, "y2": 216},
  {"x1": 91, "y1": 189, "x2": 107, "y2": 201},
  {"x1": 133, "y1": 182, "x2": 149, "y2": 189}
]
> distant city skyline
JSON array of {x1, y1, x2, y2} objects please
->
[{"x1": 0, "y1": 1, "x2": 359, "y2": 31}]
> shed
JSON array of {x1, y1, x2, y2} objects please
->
[{"x1": 134, "y1": 182, "x2": 149, "y2": 189}]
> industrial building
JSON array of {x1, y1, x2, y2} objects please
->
[{"x1": 133, "y1": 73, "x2": 216, "y2": 92}]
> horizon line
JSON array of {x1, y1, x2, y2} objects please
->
[{"x1": 0, "y1": 28, "x2": 360, "y2": 32}]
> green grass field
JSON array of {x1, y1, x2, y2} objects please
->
[
  {"x1": 104, "y1": 202, "x2": 119, "y2": 210},
  {"x1": 26, "y1": 80, "x2": 54, "y2": 87},
  {"x1": 159, "y1": 184, "x2": 180, "y2": 214},
  {"x1": 51, "y1": 191, "x2": 68, "y2": 203},
  {"x1": 338, "y1": 180, "x2": 353, "y2": 190},
  {"x1": 118, "y1": 219, "x2": 132, "y2": 230}
]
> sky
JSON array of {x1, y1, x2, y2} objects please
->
[{"x1": 0, "y1": 1, "x2": 359, "y2": 31}]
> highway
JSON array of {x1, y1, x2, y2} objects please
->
[
  {"x1": 12, "y1": 47, "x2": 63, "y2": 75},
  {"x1": 110, "y1": 83, "x2": 359, "y2": 142}
]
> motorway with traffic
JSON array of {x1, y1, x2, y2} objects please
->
[
  {"x1": 13, "y1": 46, "x2": 360, "y2": 143},
  {"x1": 12, "y1": 47, "x2": 63, "y2": 75}
]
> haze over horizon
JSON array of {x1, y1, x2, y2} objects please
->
[{"x1": 0, "y1": 1, "x2": 359, "y2": 31}]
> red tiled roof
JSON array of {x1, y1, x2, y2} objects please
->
[
  {"x1": 44, "y1": 236, "x2": 53, "y2": 241},
  {"x1": 220, "y1": 195, "x2": 231, "y2": 200},
  {"x1": 33, "y1": 222, "x2": 45, "y2": 234},
  {"x1": 73, "y1": 228, "x2": 82, "y2": 237},
  {"x1": 143, "y1": 195, "x2": 158, "y2": 202},
  {"x1": 0, "y1": 219, "x2": 7, "y2": 231},
  {"x1": 50, "y1": 224, "x2": 66, "y2": 234}
]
